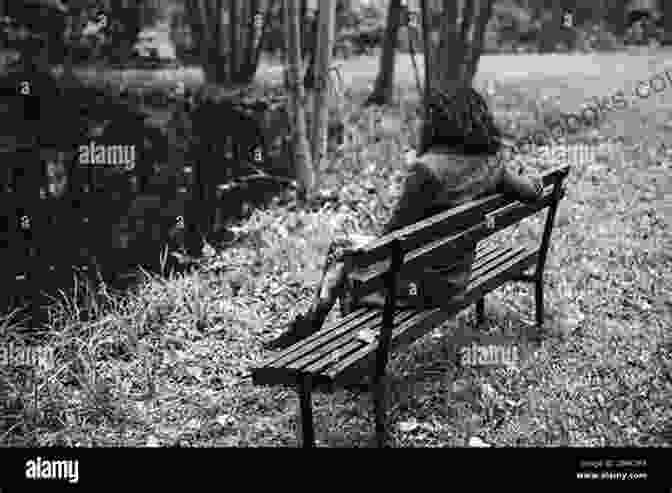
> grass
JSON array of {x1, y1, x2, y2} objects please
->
[{"x1": 1, "y1": 52, "x2": 670, "y2": 447}]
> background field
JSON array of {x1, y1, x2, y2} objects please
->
[{"x1": 77, "y1": 49, "x2": 672, "y2": 144}]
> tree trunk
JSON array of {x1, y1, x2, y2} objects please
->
[
  {"x1": 310, "y1": 0, "x2": 336, "y2": 171},
  {"x1": 365, "y1": 0, "x2": 404, "y2": 106},
  {"x1": 108, "y1": 0, "x2": 143, "y2": 61},
  {"x1": 420, "y1": 0, "x2": 432, "y2": 106},
  {"x1": 602, "y1": 0, "x2": 625, "y2": 36},
  {"x1": 285, "y1": 0, "x2": 315, "y2": 201},
  {"x1": 664, "y1": 0, "x2": 672, "y2": 39},
  {"x1": 229, "y1": 0, "x2": 238, "y2": 79},
  {"x1": 540, "y1": 0, "x2": 563, "y2": 53},
  {"x1": 424, "y1": 0, "x2": 495, "y2": 95},
  {"x1": 186, "y1": 0, "x2": 267, "y2": 86},
  {"x1": 466, "y1": 0, "x2": 494, "y2": 81}
]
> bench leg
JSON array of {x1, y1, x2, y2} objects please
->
[
  {"x1": 535, "y1": 277, "x2": 544, "y2": 328},
  {"x1": 373, "y1": 379, "x2": 388, "y2": 447},
  {"x1": 476, "y1": 298, "x2": 486, "y2": 326},
  {"x1": 298, "y1": 379, "x2": 315, "y2": 448}
]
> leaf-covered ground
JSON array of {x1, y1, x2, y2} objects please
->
[{"x1": 1, "y1": 52, "x2": 670, "y2": 447}]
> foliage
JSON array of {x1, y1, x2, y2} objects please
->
[
  {"x1": 344, "y1": 1, "x2": 635, "y2": 59},
  {"x1": 0, "y1": 0, "x2": 149, "y2": 65},
  {"x1": 489, "y1": 0, "x2": 539, "y2": 47},
  {"x1": 582, "y1": 22, "x2": 624, "y2": 52},
  {"x1": 183, "y1": 0, "x2": 269, "y2": 85},
  {"x1": 337, "y1": 2, "x2": 387, "y2": 55}
]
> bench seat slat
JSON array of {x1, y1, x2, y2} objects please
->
[
  {"x1": 267, "y1": 243, "x2": 508, "y2": 361},
  {"x1": 426, "y1": 241, "x2": 507, "y2": 272},
  {"x1": 332, "y1": 308, "x2": 448, "y2": 385},
  {"x1": 257, "y1": 242, "x2": 513, "y2": 377},
  {"x1": 276, "y1": 310, "x2": 418, "y2": 374},
  {"x1": 330, "y1": 247, "x2": 539, "y2": 384},
  {"x1": 259, "y1": 245, "x2": 522, "y2": 382},
  {"x1": 266, "y1": 308, "x2": 377, "y2": 364},
  {"x1": 280, "y1": 315, "x2": 386, "y2": 371},
  {"x1": 292, "y1": 310, "x2": 419, "y2": 374},
  {"x1": 304, "y1": 246, "x2": 530, "y2": 378},
  {"x1": 470, "y1": 244, "x2": 527, "y2": 282},
  {"x1": 317, "y1": 246, "x2": 534, "y2": 378},
  {"x1": 252, "y1": 244, "x2": 538, "y2": 387}
]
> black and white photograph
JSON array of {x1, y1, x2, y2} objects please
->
[{"x1": 0, "y1": 0, "x2": 669, "y2": 485}]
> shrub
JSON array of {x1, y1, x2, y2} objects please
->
[
  {"x1": 586, "y1": 24, "x2": 623, "y2": 52},
  {"x1": 341, "y1": 19, "x2": 385, "y2": 55},
  {"x1": 336, "y1": 2, "x2": 386, "y2": 55}
]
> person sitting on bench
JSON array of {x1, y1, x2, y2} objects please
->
[{"x1": 265, "y1": 85, "x2": 545, "y2": 350}]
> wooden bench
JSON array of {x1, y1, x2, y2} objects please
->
[{"x1": 252, "y1": 164, "x2": 570, "y2": 447}]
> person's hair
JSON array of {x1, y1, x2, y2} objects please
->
[{"x1": 419, "y1": 85, "x2": 503, "y2": 156}]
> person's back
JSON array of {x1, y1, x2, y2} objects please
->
[
  {"x1": 378, "y1": 150, "x2": 505, "y2": 301},
  {"x1": 377, "y1": 88, "x2": 542, "y2": 300},
  {"x1": 265, "y1": 86, "x2": 543, "y2": 350}
]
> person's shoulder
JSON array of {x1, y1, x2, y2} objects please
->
[{"x1": 420, "y1": 150, "x2": 502, "y2": 176}]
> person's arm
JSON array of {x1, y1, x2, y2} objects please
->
[
  {"x1": 382, "y1": 161, "x2": 441, "y2": 235},
  {"x1": 497, "y1": 165, "x2": 544, "y2": 204}
]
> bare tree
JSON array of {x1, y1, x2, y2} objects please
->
[
  {"x1": 310, "y1": 0, "x2": 336, "y2": 174},
  {"x1": 423, "y1": 0, "x2": 495, "y2": 95},
  {"x1": 184, "y1": 0, "x2": 271, "y2": 85},
  {"x1": 538, "y1": 0, "x2": 563, "y2": 53},
  {"x1": 365, "y1": 0, "x2": 404, "y2": 106},
  {"x1": 663, "y1": 0, "x2": 672, "y2": 40},
  {"x1": 284, "y1": 0, "x2": 315, "y2": 201}
]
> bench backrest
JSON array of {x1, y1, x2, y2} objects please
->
[
  {"x1": 342, "y1": 163, "x2": 569, "y2": 382},
  {"x1": 343, "y1": 164, "x2": 570, "y2": 303}
]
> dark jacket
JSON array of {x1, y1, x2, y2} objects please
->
[{"x1": 381, "y1": 149, "x2": 543, "y2": 294}]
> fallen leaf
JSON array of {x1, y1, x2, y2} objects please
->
[
  {"x1": 219, "y1": 435, "x2": 241, "y2": 447},
  {"x1": 146, "y1": 435, "x2": 161, "y2": 447},
  {"x1": 625, "y1": 426, "x2": 639, "y2": 436},
  {"x1": 185, "y1": 366, "x2": 203, "y2": 380},
  {"x1": 357, "y1": 329, "x2": 377, "y2": 344},
  {"x1": 134, "y1": 401, "x2": 149, "y2": 417},
  {"x1": 468, "y1": 437, "x2": 491, "y2": 447},
  {"x1": 158, "y1": 425, "x2": 180, "y2": 439},
  {"x1": 163, "y1": 348, "x2": 182, "y2": 365},
  {"x1": 398, "y1": 419, "x2": 419, "y2": 433},
  {"x1": 203, "y1": 244, "x2": 216, "y2": 257}
]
